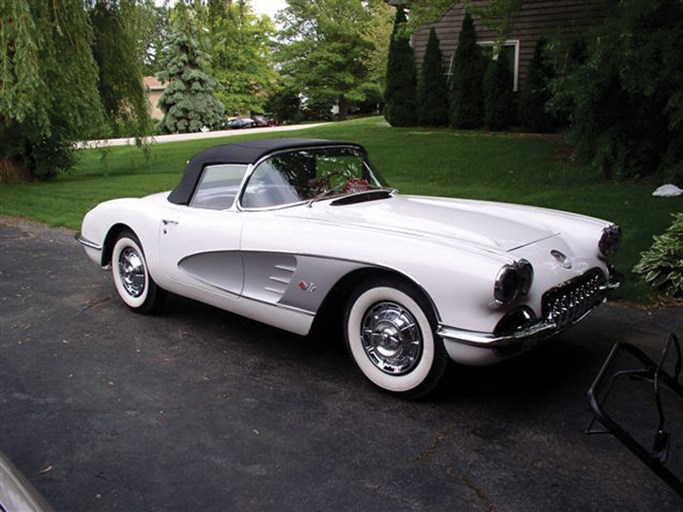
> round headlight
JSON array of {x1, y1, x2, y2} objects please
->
[
  {"x1": 517, "y1": 259, "x2": 534, "y2": 296},
  {"x1": 599, "y1": 225, "x2": 621, "y2": 258},
  {"x1": 494, "y1": 260, "x2": 534, "y2": 305},
  {"x1": 494, "y1": 264, "x2": 519, "y2": 305}
]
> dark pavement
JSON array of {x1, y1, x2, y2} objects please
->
[{"x1": 1, "y1": 217, "x2": 682, "y2": 511}]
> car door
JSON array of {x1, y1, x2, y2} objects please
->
[{"x1": 158, "y1": 164, "x2": 247, "y2": 300}]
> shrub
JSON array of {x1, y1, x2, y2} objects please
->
[
  {"x1": 549, "y1": 0, "x2": 683, "y2": 181},
  {"x1": 519, "y1": 37, "x2": 557, "y2": 132},
  {"x1": 449, "y1": 13, "x2": 485, "y2": 129},
  {"x1": 483, "y1": 52, "x2": 515, "y2": 130},
  {"x1": 633, "y1": 213, "x2": 683, "y2": 299},
  {"x1": 384, "y1": 5, "x2": 418, "y2": 127},
  {"x1": 417, "y1": 28, "x2": 449, "y2": 127}
]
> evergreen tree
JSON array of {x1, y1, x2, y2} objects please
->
[
  {"x1": 156, "y1": 4, "x2": 225, "y2": 134},
  {"x1": 449, "y1": 13, "x2": 485, "y2": 129},
  {"x1": 519, "y1": 37, "x2": 556, "y2": 132},
  {"x1": 417, "y1": 28, "x2": 449, "y2": 126},
  {"x1": 483, "y1": 52, "x2": 515, "y2": 130},
  {"x1": 1, "y1": 0, "x2": 106, "y2": 181},
  {"x1": 384, "y1": 4, "x2": 417, "y2": 127}
]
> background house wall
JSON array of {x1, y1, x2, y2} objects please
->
[
  {"x1": 389, "y1": 0, "x2": 607, "y2": 90},
  {"x1": 143, "y1": 76, "x2": 168, "y2": 121}
]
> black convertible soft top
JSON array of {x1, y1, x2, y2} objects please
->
[{"x1": 167, "y1": 138, "x2": 365, "y2": 205}]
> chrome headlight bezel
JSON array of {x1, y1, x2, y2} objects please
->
[
  {"x1": 599, "y1": 225, "x2": 621, "y2": 258},
  {"x1": 494, "y1": 259, "x2": 534, "y2": 306}
]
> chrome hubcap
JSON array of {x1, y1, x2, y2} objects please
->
[
  {"x1": 118, "y1": 247, "x2": 145, "y2": 298},
  {"x1": 361, "y1": 301, "x2": 422, "y2": 375}
]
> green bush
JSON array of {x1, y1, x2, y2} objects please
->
[
  {"x1": 483, "y1": 52, "x2": 515, "y2": 131},
  {"x1": 384, "y1": 5, "x2": 418, "y2": 127},
  {"x1": 449, "y1": 13, "x2": 485, "y2": 129},
  {"x1": 549, "y1": 0, "x2": 683, "y2": 181},
  {"x1": 519, "y1": 37, "x2": 557, "y2": 133},
  {"x1": 633, "y1": 213, "x2": 683, "y2": 298},
  {"x1": 417, "y1": 28, "x2": 449, "y2": 127}
]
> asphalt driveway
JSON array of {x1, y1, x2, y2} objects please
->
[{"x1": 1, "y1": 217, "x2": 681, "y2": 511}]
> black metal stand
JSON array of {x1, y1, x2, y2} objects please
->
[{"x1": 586, "y1": 333, "x2": 683, "y2": 496}]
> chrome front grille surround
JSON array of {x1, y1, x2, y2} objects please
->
[{"x1": 543, "y1": 270, "x2": 606, "y2": 329}]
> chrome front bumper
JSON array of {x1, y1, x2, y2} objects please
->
[
  {"x1": 437, "y1": 274, "x2": 621, "y2": 366},
  {"x1": 75, "y1": 232, "x2": 102, "y2": 251}
]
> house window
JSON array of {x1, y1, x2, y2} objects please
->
[
  {"x1": 444, "y1": 39, "x2": 519, "y2": 91},
  {"x1": 445, "y1": 54, "x2": 455, "y2": 82},
  {"x1": 478, "y1": 40, "x2": 520, "y2": 92}
]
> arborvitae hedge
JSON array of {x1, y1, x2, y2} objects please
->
[
  {"x1": 484, "y1": 52, "x2": 515, "y2": 131},
  {"x1": 417, "y1": 28, "x2": 449, "y2": 127},
  {"x1": 384, "y1": 5, "x2": 418, "y2": 127},
  {"x1": 449, "y1": 13, "x2": 484, "y2": 129},
  {"x1": 519, "y1": 37, "x2": 557, "y2": 132}
]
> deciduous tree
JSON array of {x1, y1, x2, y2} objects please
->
[
  {"x1": 276, "y1": 0, "x2": 382, "y2": 120},
  {"x1": 200, "y1": 0, "x2": 279, "y2": 116},
  {"x1": 1, "y1": 0, "x2": 106, "y2": 181},
  {"x1": 89, "y1": 0, "x2": 151, "y2": 138},
  {"x1": 550, "y1": 0, "x2": 683, "y2": 182}
]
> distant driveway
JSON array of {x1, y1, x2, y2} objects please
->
[{"x1": 79, "y1": 122, "x2": 330, "y2": 148}]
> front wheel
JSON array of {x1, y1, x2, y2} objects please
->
[
  {"x1": 344, "y1": 277, "x2": 447, "y2": 399},
  {"x1": 111, "y1": 230, "x2": 165, "y2": 314}
]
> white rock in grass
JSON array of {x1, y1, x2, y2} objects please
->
[{"x1": 652, "y1": 184, "x2": 683, "y2": 197}]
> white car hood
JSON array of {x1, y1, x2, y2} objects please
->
[{"x1": 305, "y1": 194, "x2": 561, "y2": 252}]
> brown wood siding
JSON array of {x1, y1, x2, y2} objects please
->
[{"x1": 410, "y1": 0, "x2": 608, "y2": 90}]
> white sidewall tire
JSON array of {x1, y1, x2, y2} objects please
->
[
  {"x1": 112, "y1": 235, "x2": 150, "y2": 309},
  {"x1": 346, "y1": 286, "x2": 436, "y2": 394}
]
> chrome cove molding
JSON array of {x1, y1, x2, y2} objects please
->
[{"x1": 177, "y1": 250, "x2": 367, "y2": 315}]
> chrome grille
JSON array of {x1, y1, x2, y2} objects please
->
[{"x1": 542, "y1": 270, "x2": 606, "y2": 329}]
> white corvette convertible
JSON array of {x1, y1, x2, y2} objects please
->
[{"x1": 77, "y1": 138, "x2": 621, "y2": 397}]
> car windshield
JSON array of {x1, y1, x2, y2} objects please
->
[{"x1": 240, "y1": 146, "x2": 389, "y2": 209}]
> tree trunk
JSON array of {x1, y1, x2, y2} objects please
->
[
  {"x1": 0, "y1": 159, "x2": 33, "y2": 183},
  {"x1": 338, "y1": 95, "x2": 348, "y2": 121}
]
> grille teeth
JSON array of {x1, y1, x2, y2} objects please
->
[{"x1": 543, "y1": 271, "x2": 605, "y2": 329}]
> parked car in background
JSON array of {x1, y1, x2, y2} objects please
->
[
  {"x1": 252, "y1": 115, "x2": 277, "y2": 127},
  {"x1": 76, "y1": 138, "x2": 621, "y2": 398},
  {"x1": 226, "y1": 117, "x2": 255, "y2": 129}
]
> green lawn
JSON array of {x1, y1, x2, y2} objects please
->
[{"x1": 1, "y1": 116, "x2": 680, "y2": 303}]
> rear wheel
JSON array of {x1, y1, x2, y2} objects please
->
[
  {"x1": 111, "y1": 230, "x2": 165, "y2": 314},
  {"x1": 344, "y1": 277, "x2": 447, "y2": 399}
]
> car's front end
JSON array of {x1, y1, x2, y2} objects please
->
[{"x1": 435, "y1": 219, "x2": 621, "y2": 365}]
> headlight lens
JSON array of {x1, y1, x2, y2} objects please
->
[
  {"x1": 599, "y1": 225, "x2": 621, "y2": 258},
  {"x1": 494, "y1": 259, "x2": 534, "y2": 305},
  {"x1": 517, "y1": 259, "x2": 534, "y2": 296}
]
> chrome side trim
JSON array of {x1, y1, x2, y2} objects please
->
[{"x1": 75, "y1": 232, "x2": 102, "y2": 251}]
